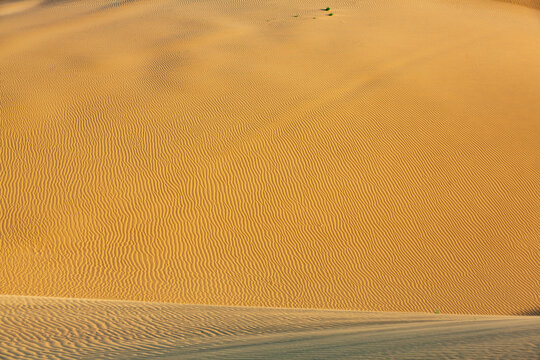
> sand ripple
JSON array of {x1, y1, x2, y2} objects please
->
[
  {"x1": 0, "y1": 0, "x2": 539, "y2": 315},
  {"x1": 1, "y1": 296, "x2": 539, "y2": 359}
]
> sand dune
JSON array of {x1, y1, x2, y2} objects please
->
[
  {"x1": 0, "y1": 0, "x2": 539, "y2": 316},
  {"x1": 499, "y1": 0, "x2": 540, "y2": 10},
  {"x1": 1, "y1": 295, "x2": 539, "y2": 359},
  {"x1": 0, "y1": 0, "x2": 43, "y2": 16}
]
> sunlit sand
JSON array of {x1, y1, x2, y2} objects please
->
[{"x1": 1, "y1": 0, "x2": 538, "y2": 337}]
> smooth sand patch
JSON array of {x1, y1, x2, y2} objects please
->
[
  {"x1": 0, "y1": 0, "x2": 539, "y2": 316},
  {"x1": 0, "y1": 0, "x2": 43, "y2": 16}
]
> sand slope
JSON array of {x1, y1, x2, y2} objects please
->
[
  {"x1": 499, "y1": 0, "x2": 540, "y2": 10},
  {"x1": 1, "y1": 296, "x2": 539, "y2": 359},
  {"x1": 0, "y1": 0, "x2": 539, "y2": 315}
]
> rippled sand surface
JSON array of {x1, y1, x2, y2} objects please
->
[
  {"x1": 1, "y1": 0, "x2": 539, "y2": 316},
  {"x1": 0, "y1": 296, "x2": 539, "y2": 359}
]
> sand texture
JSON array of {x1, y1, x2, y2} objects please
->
[
  {"x1": 499, "y1": 0, "x2": 540, "y2": 10},
  {"x1": 0, "y1": 0, "x2": 539, "y2": 316},
  {"x1": 1, "y1": 295, "x2": 539, "y2": 359}
]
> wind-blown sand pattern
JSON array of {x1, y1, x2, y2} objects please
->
[
  {"x1": 1, "y1": 296, "x2": 539, "y2": 360},
  {"x1": 0, "y1": 0, "x2": 539, "y2": 316},
  {"x1": 499, "y1": 0, "x2": 540, "y2": 10}
]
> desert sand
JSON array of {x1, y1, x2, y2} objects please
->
[
  {"x1": 1, "y1": 295, "x2": 539, "y2": 359},
  {"x1": 499, "y1": 0, "x2": 540, "y2": 9},
  {"x1": 0, "y1": 0, "x2": 539, "y2": 318}
]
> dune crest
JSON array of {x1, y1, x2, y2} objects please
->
[{"x1": 0, "y1": 0, "x2": 539, "y2": 316}]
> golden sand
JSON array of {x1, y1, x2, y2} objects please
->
[
  {"x1": 499, "y1": 0, "x2": 540, "y2": 10},
  {"x1": 0, "y1": 0, "x2": 539, "y2": 315}
]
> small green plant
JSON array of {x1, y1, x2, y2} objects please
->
[
  {"x1": 324, "y1": 7, "x2": 331, "y2": 11},
  {"x1": 328, "y1": 13, "x2": 334, "y2": 16},
  {"x1": 434, "y1": 309, "x2": 440, "y2": 314},
  {"x1": 294, "y1": 14, "x2": 300, "y2": 18}
]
